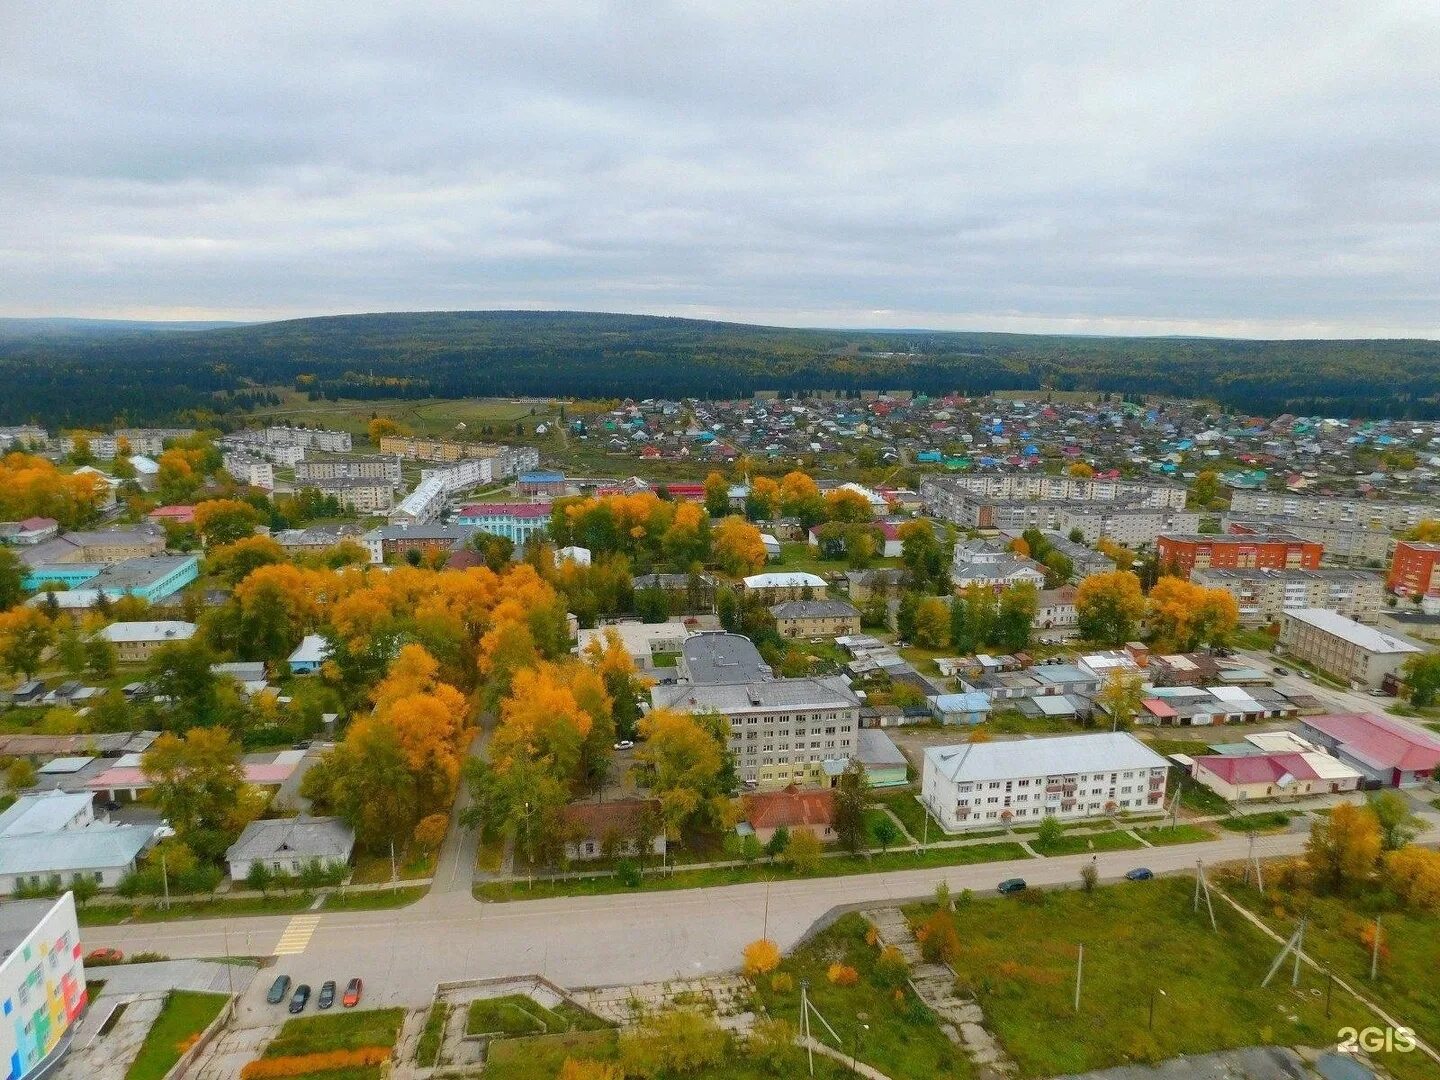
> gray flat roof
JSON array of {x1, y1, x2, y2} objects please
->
[{"x1": 681, "y1": 632, "x2": 771, "y2": 684}]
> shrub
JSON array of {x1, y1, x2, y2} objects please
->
[
  {"x1": 614, "y1": 859, "x2": 642, "y2": 888},
  {"x1": 826, "y1": 963, "x2": 859, "y2": 986},
  {"x1": 934, "y1": 880, "x2": 951, "y2": 910},
  {"x1": 742, "y1": 938, "x2": 781, "y2": 977},
  {"x1": 874, "y1": 945, "x2": 909, "y2": 988},
  {"x1": 413, "y1": 813, "x2": 449, "y2": 852},
  {"x1": 769, "y1": 971, "x2": 794, "y2": 994},
  {"x1": 559, "y1": 1060, "x2": 622, "y2": 1080},
  {"x1": 618, "y1": 1009, "x2": 728, "y2": 1079},
  {"x1": 747, "y1": 1018, "x2": 798, "y2": 1070},
  {"x1": 240, "y1": 1047, "x2": 391, "y2": 1078},
  {"x1": 916, "y1": 910, "x2": 960, "y2": 964}
]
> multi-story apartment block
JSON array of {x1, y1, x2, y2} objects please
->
[
  {"x1": 921, "y1": 475, "x2": 1187, "y2": 510},
  {"x1": 389, "y1": 477, "x2": 448, "y2": 526},
  {"x1": 1278, "y1": 609, "x2": 1422, "y2": 688},
  {"x1": 217, "y1": 434, "x2": 307, "y2": 467},
  {"x1": 423, "y1": 458, "x2": 494, "y2": 496},
  {"x1": 1227, "y1": 491, "x2": 1429, "y2": 532},
  {"x1": 771, "y1": 599, "x2": 862, "y2": 639},
  {"x1": 315, "y1": 478, "x2": 394, "y2": 515},
  {"x1": 361, "y1": 524, "x2": 475, "y2": 565},
  {"x1": 651, "y1": 674, "x2": 861, "y2": 790},
  {"x1": 1224, "y1": 517, "x2": 1392, "y2": 566},
  {"x1": 221, "y1": 451, "x2": 275, "y2": 491},
  {"x1": 262, "y1": 425, "x2": 352, "y2": 453},
  {"x1": 1156, "y1": 532, "x2": 1323, "y2": 576},
  {"x1": 922, "y1": 731, "x2": 1168, "y2": 832},
  {"x1": 294, "y1": 455, "x2": 403, "y2": 486},
  {"x1": 1192, "y1": 567, "x2": 1385, "y2": 625},
  {"x1": 1387, "y1": 540, "x2": 1440, "y2": 599},
  {"x1": 0, "y1": 425, "x2": 49, "y2": 450},
  {"x1": 378, "y1": 437, "x2": 539, "y2": 478},
  {"x1": 452, "y1": 502, "x2": 550, "y2": 545}
]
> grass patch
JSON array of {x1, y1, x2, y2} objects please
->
[
  {"x1": 872, "y1": 788, "x2": 938, "y2": 840},
  {"x1": 980, "y1": 709, "x2": 1088, "y2": 736},
  {"x1": 349, "y1": 850, "x2": 435, "y2": 885},
  {"x1": 475, "y1": 841, "x2": 1030, "y2": 902},
  {"x1": 1135, "y1": 824, "x2": 1216, "y2": 845},
  {"x1": 755, "y1": 911, "x2": 974, "y2": 1079},
  {"x1": 321, "y1": 885, "x2": 427, "y2": 912},
  {"x1": 466, "y1": 995, "x2": 548, "y2": 1037},
  {"x1": 477, "y1": 833, "x2": 505, "y2": 873},
  {"x1": 910, "y1": 878, "x2": 1424, "y2": 1079},
  {"x1": 550, "y1": 1001, "x2": 610, "y2": 1032},
  {"x1": 1218, "y1": 811, "x2": 1292, "y2": 833},
  {"x1": 123, "y1": 991, "x2": 227, "y2": 1080},
  {"x1": 263, "y1": 1008, "x2": 405, "y2": 1058},
  {"x1": 79, "y1": 894, "x2": 314, "y2": 926},
  {"x1": 484, "y1": 1029, "x2": 858, "y2": 1080},
  {"x1": 414, "y1": 1002, "x2": 449, "y2": 1067},
  {"x1": 1032, "y1": 830, "x2": 1143, "y2": 857}
]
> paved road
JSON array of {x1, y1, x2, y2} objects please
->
[{"x1": 85, "y1": 825, "x2": 1400, "y2": 1013}]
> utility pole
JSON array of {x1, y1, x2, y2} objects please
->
[
  {"x1": 1371, "y1": 916, "x2": 1381, "y2": 980},
  {"x1": 389, "y1": 838, "x2": 398, "y2": 895},
  {"x1": 160, "y1": 851, "x2": 170, "y2": 911},
  {"x1": 1293, "y1": 917, "x2": 1306, "y2": 988},
  {"x1": 763, "y1": 880, "x2": 771, "y2": 941},
  {"x1": 1074, "y1": 945, "x2": 1083, "y2": 1013},
  {"x1": 801, "y1": 980, "x2": 814, "y2": 1078}
]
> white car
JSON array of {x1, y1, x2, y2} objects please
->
[
  {"x1": 153, "y1": 820, "x2": 176, "y2": 841},
  {"x1": 613, "y1": 740, "x2": 635, "y2": 751}
]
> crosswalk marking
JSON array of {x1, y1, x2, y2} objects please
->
[{"x1": 273, "y1": 914, "x2": 322, "y2": 956}]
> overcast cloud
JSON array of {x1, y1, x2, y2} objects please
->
[{"x1": 3, "y1": 1, "x2": 1439, "y2": 336}]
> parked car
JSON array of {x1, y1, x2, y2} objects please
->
[
  {"x1": 153, "y1": 820, "x2": 176, "y2": 841},
  {"x1": 266, "y1": 975, "x2": 292, "y2": 1004},
  {"x1": 997, "y1": 877, "x2": 1027, "y2": 895},
  {"x1": 1125, "y1": 867, "x2": 1154, "y2": 881},
  {"x1": 289, "y1": 984, "x2": 311, "y2": 1014},
  {"x1": 1273, "y1": 666, "x2": 1290, "y2": 676},
  {"x1": 318, "y1": 981, "x2": 336, "y2": 1009},
  {"x1": 342, "y1": 978, "x2": 363, "y2": 1008},
  {"x1": 613, "y1": 740, "x2": 635, "y2": 751},
  {"x1": 84, "y1": 947, "x2": 123, "y2": 964},
  {"x1": 1369, "y1": 688, "x2": 1388, "y2": 697}
]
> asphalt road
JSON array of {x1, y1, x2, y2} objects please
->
[{"x1": 85, "y1": 825, "x2": 1384, "y2": 1014}]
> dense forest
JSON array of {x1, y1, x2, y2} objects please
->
[{"x1": 3, "y1": 310, "x2": 1439, "y2": 426}]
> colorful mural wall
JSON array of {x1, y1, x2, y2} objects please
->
[{"x1": 1, "y1": 894, "x2": 85, "y2": 1080}]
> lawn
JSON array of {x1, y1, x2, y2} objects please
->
[
  {"x1": 124, "y1": 991, "x2": 228, "y2": 1080},
  {"x1": 1134, "y1": 824, "x2": 1216, "y2": 846},
  {"x1": 980, "y1": 709, "x2": 1088, "y2": 737},
  {"x1": 1217, "y1": 811, "x2": 1293, "y2": 833},
  {"x1": 262, "y1": 1008, "x2": 406, "y2": 1058},
  {"x1": 475, "y1": 841, "x2": 1030, "y2": 902},
  {"x1": 466, "y1": 995, "x2": 549, "y2": 1037},
  {"x1": 321, "y1": 885, "x2": 428, "y2": 911},
  {"x1": 348, "y1": 848, "x2": 436, "y2": 885},
  {"x1": 872, "y1": 788, "x2": 941, "y2": 841},
  {"x1": 907, "y1": 878, "x2": 1427, "y2": 1079},
  {"x1": 755, "y1": 911, "x2": 973, "y2": 1079},
  {"x1": 414, "y1": 1002, "x2": 450, "y2": 1067},
  {"x1": 79, "y1": 894, "x2": 315, "y2": 926},
  {"x1": 482, "y1": 1030, "x2": 859, "y2": 1080},
  {"x1": 1218, "y1": 876, "x2": 1440, "y2": 1058},
  {"x1": 1031, "y1": 830, "x2": 1143, "y2": 857}
]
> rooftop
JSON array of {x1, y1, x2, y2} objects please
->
[
  {"x1": 742, "y1": 571, "x2": 827, "y2": 589},
  {"x1": 925, "y1": 731, "x2": 1167, "y2": 784},
  {"x1": 680, "y1": 632, "x2": 771, "y2": 685},
  {"x1": 1302, "y1": 713, "x2": 1440, "y2": 773},
  {"x1": 225, "y1": 816, "x2": 355, "y2": 863},
  {"x1": 653, "y1": 674, "x2": 860, "y2": 714},
  {"x1": 1284, "y1": 609, "x2": 1423, "y2": 654},
  {"x1": 100, "y1": 620, "x2": 197, "y2": 644},
  {"x1": 743, "y1": 786, "x2": 835, "y2": 830},
  {"x1": 0, "y1": 791, "x2": 92, "y2": 838},
  {"x1": 771, "y1": 599, "x2": 860, "y2": 619}
]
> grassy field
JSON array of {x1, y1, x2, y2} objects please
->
[
  {"x1": 466, "y1": 995, "x2": 549, "y2": 1037},
  {"x1": 79, "y1": 894, "x2": 315, "y2": 926},
  {"x1": 475, "y1": 841, "x2": 1030, "y2": 902},
  {"x1": 756, "y1": 911, "x2": 973, "y2": 1079},
  {"x1": 414, "y1": 1002, "x2": 450, "y2": 1068},
  {"x1": 1134, "y1": 824, "x2": 1217, "y2": 846},
  {"x1": 321, "y1": 885, "x2": 428, "y2": 911},
  {"x1": 1032, "y1": 829, "x2": 1144, "y2": 857},
  {"x1": 1218, "y1": 811, "x2": 1294, "y2": 833},
  {"x1": 1219, "y1": 877, "x2": 1440, "y2": 1057},
  {"x1": 124, "y1": 991, "x2": 227, "y2": 1080},
  {"x1": 348, "y1": 848, "x2": 436, "y2": 884},
  {"x1": 872, "y1": 788, "x2": 942, "y2": 841},
  {"x1": 909, "y1": 878, "x2": 1428, "y2": 1079},
  {"x1": 263, "y1": 1008, "x2": 406, "y2": 1057}
]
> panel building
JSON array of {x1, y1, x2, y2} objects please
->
[
  {"x1": 1191, "y1": 567, "x2": 1385, "y2": 625},
  {"x1": 294, "y1": 455, "x2": 403, "y2": 486},
  {"x1": 1226, "y1": 492, "x2": 1429, "y2": 532},
  {"x1": 1278, "y1": 609, "x2": 1423, "y2": 688},
  {"x1": 0, "y1": 894, "x2": 87, "y2": 1080},
  {"x1": 1387, "y1": 540, "x2": 1440, "y2": 600},
  {"x1": 1156, "y1": 532, "x2": 1323, "y2": 577}
]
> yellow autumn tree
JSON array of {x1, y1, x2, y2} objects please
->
[
  {"x1": 743, "y1": 938, "x2": 781, "y2": 976},
  {"x1": 1305, "y1": 802, "x2": 1382, "y2": 894},
  {"x1": 711, "y1": 516, "x2": 766, "y2": 576},
  {"x1": 1384, "y1": 846, "x2": 1440, "y2": 912}
]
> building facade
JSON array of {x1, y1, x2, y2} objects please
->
[
  {"x1": 294, "y1": 455, "x2": 403, "y2": 486},
  {"x1": 100, "y1": 620, "x2": 198, "y2": 662},
  {"x1": 1156, "y1": 532, "x2": 1323, "y2": 576},
  {"x1": 452, "y1": 503, "x2": 551, "y2": 545},
  {"x1": 1227, "y1": 492, "x2": 1429, "y2": 532},
  {"x1": 1279, "y1": 608, "x2": 1422, "y2": 688},
  {"x1": 0, "y1": 895, "x2": 87, "y2": 1080},
  {"x1": 1387, "y1": 540, "x2": 1440, "y2": 599},
  {"x1": 1191, "y1": 567, "x2": 1385, "y2": 626},
  {"x1": 771, "y1": 599, "x2": 861, "y2": 639}
]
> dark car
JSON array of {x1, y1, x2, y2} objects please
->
[
  {"x1": 1273, "y1": 666, "x2": 1290, "y2": 676},
  {"x1": 318, "y1": 981, "x2": 336, "y2": 1009},
  {"x1": 266, "y1": 975, "x2": 291, "y2": 1005},
  {"x1": 289, "y1": 984, "x2": 311, "y2": 1014},
  {"x1": 997, "y1": 877, "x2": 1027, "y2": 895},
  {"x1": 1125, "y1": 867, "x2": 1154, "y2": 881},
  {"x1": 342, "y1": 977, "x2": 363, "y2": 1008}
]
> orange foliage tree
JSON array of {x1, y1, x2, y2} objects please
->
[
  {"x1": 742, "y1": 938, "x2": 781, "y2": 976},
  {"x1": 0, "y1": 452, "x2": 107, "y2": 527},
  {"x1": 711, "y1": 516, "x2": 766, "y2": 576}
]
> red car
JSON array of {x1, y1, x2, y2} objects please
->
[
  {"x1": 342, "y1": 978, "x2": 363, "y2": 1008},
  {"x1": 85, "y1": 948, "x2": 124, "y2": 964}
]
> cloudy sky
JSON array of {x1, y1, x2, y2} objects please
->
[{"x1": 3, "y1": 1, "x2": 1438, "y2": 336}]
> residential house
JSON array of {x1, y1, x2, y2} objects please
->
[
  {"x1": 1034, "y1": 585, "x2": 1078, "y2": 631},
  {"x1": 1192, "y1": 567, "x2": 1385, "y2": 626},
  {"x1": 0, "y1": 791, "x2": 153, "y2": 895},
  {"x1": 1188, "y1": 752, "x2": 1362, "y2": 803},
  {"x1": 288, "y1": 635, "x2": 332, "y2": 675},
  {"x1": 845, "y1": 568, "x2": 906, "y2": 603},
  {"x1": 1297, "y1": 713, "x2": 1440, "y2": 788},
  {"x1": 740, "y1": 785, "x2": 836, "y2": 846},
  {"x1": 99, "y1": 620, "x2": 198, "y2": 663},
  {"x1": 1278, "y1": 609, "x2": 1422, "y2": 688},
  {"x1": 741, "y1": 572, "x2": 828, "y2": 602},
  {"x1": 224, "y1": 816, "x2": 355, "y2": 881},
  {"x1": 771, "y1": 599, "x2": 861, "y2": 639},
  {"x1": 559, "y1": 799, "x2": 666, "y2": 862}
]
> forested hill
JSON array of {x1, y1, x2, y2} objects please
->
[{"x1": 3, "y1": 309, "x2": 1439, "y2": 426}]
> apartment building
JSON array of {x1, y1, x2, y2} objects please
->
[
  {"x1": 315, "y1": 477, "x2": 394, "y2": 515},
  {"x1": 452, "y1": 502, "x2": 551, "y2": 545},
  {"x1": 294, "y1": 455, "x2": 403, "y2": 486},
  {"x1": 1224, "y1": 516, "x2": 1392, "y2": 566},
  {"x1": 1227, "y1": 491, "x2": 1429, "y2": 532},
  {"x1": 217, "y1": 434, "x2": 306, "y2": 467},
  {"x1": 100, "y1": 620, "x2": 198, "y2": 662},
  {"x1": 1192, "y1": 567, "x2": 1385, "y2": 625},
  {"x1": 1278, "y1": 609, "x2": 1422, "y2": 688},
  {"x1": 1387, "y1": 540, "x2": 1440, "y2": 599},
  {"x1": 389, "y1": 476, "x2": 447, "y2": 526},
  {"x1": 377, "y1": 438, "x2": 538, "y2": 478},
  {"x1": 221, "y1": 451, "x2": 275, "y2": 491},
  {"x1": 422, "y1": 458, "x2": 493, "y2": 495},
  {"x1": 1156, "y1": 532, "x2": 1323, "y2": 576},
  {"x1": 921, "y1": 731, "x2": 1169, "y2": 832},
  {"x1": 261, "y1": 425, "x2": 352, "y2": 452},
  {"x1": 771, "y1": 599, "x2": 862, "y2": 639},
  {"x1": 650, "y1": 675, "x2": 861, "y2": 790},
  {"x1": 361, "y1": 524, "x2": 475, "y2": 565},
  {"x1": 921, "y1": 475, "x2": 1187, "y2": 511}
]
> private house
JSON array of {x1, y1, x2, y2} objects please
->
[
  {"x1": 771, "y1": 599, "x2": 861, "y2": 639},
  {"x1": 558, "y1": 798, "x2": 666, "y2": 862},
  {"x1": 741, "y1": 571, "x2": 828, "y2": 602},
  {"x1": 1188, "y1": 752, "x2": 1362, "y2": 803},
  {"x1": 739, "y1": 785, "x2": 836, "y2": 846},
  {"x1": 225, "y1": 816, "x2": 355, "y2": 881},
  {"x1": 288, "y1": 635, "x2": 332, "y2": 675},
  {"x1": 922, "y1": 732, "x2": 1169, "y2": 832},
  {"x1": 99, "y1": 620, "x2": 197, "y2": 663},
  {"x1": 1, "y1": 517, "x2": 58, "y2": 545},
  {"x1": 1297, "y1": 713, "x2": 1440, "y2": 788}
]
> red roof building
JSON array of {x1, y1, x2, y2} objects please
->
[
  {"x1": 741, "y1": 785, "x2": 835, "y2": 845},
  {"x1": 147, "y1": 505, "x2": 196, "y2": 525},
  {"x1": 1298, "y1": 713, "x2": 1440, "y2": 788}
]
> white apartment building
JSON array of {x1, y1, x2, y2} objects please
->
[
  {"x1": 389, "y1": 476, "x2": 447, "y2": 526},
  {"x1": 650, "y1": 675, "x2": 861, "y2": 790},
  {"x1": 294, "y1": 455, "x2": 403, "y2": 486},
  {"x1": 422, "y1": 457, "x2": 494, "y2": 496},
  {"x1": 922, "y1": 731, "x2": 1169, "y2": 832},
  {"x1": 921, "y1": 475, "x2": 1187, "y2": 508},
  {"x1": 1227, "y1": 492, "x2": 1428, "y2": 532},
  {"x1": 263, "y1": 425, "x2": 352, "y2": 452},
  {"x1": 221, "y1": 451, "x2": 276, "y2": 491}
]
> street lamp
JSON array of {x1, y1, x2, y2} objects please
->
[{"x1": 1148, "y1": 987, "x2": 1167, "y2": 1031}]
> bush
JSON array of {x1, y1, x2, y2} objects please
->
[
  {"x1": 614, "y1": 859, "x2": 642, "y2": 888},
  {"x1": 915, "y1": 909, "x2": 960, "y2": 964},
  {"x1": 618, "y1": 1009, "x2": 728, "y2": 1078},
  {"x1": 240, "y1": 1047, "x2": 391, "y2": 1078},
  {"x1": 742, "y1": 938, "x2": 781, "y2": 977},
  {"x1": 826, "y1": 963, "x2": 859, "y2": 986},
  {"x1": 874, "y1": 945, "x2": 910, "y2": 988},
  {"x1": 747, "y1": 1018, "x2": 798, "y2": 1069},
  {"x1": 769, "y1": 971, "x2": 794, "y2": 994}
]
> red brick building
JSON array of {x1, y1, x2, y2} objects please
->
[
  {"x1": 1387, "y1": 540, "x2": 1440, "y2": 598},
  {"x1": 1156, "y1": 532, "x2": 1322, "y2": 577}
]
